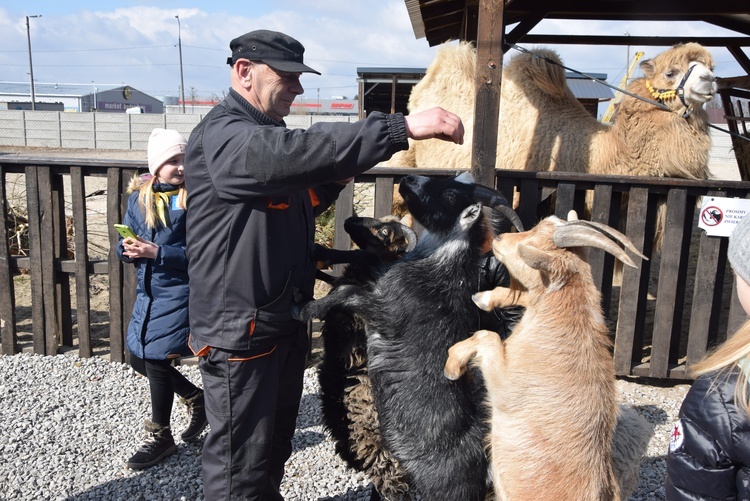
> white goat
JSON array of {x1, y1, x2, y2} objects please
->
[{"x1": 444, "y1": 211, "x2": 647, "y2": 500}]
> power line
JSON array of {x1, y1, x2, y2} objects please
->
[{"x1": 0, "y1": 45, "x2": 174, "y2": 53}]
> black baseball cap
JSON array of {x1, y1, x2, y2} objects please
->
[{"x1": 226, "y1": 29, "x2": 321, "y2": 75}]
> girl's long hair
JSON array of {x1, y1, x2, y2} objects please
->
[
  {"x1": 691, "y1": 318, "x2": 750, "y2": 417},
  {"x1": 127, "y1": 173, "x2": 187, "y2": 229}
]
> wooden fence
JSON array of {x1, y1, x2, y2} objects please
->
[{"x1": 2, "y1": 156, "x2": 750, "y2": 380}]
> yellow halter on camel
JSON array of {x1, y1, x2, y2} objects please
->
[
  {"x1": 645, "y1": 62, "x2": 698, "y2": 118},
  {"x1": 645, "y1": 81, "x2": 677, "y2": 101},
  {"x1": 155, "y1": 189, "x2": 179, "y2": 227}
]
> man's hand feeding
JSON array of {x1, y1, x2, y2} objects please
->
[{"x1": 404, "y1": 107, "x2": 465, "y2": 145}]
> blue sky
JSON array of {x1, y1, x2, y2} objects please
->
[{"x1": 1, "y1": 2, "x2": 746, "y2": 107}]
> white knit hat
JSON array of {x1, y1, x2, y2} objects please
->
[
  {"x1": 729, "y1": 213, "x2": 750, "y2": 285},
  {"x1": 147, "y1": 128, "x2": 187, "y2": 175}
]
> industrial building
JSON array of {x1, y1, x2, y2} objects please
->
[
  {"x1": 0, "y1": 83, "x2": 163, "y2": 113},
  {"x1": 356, "y1": 67, "x2": 612, "y2": 119}
]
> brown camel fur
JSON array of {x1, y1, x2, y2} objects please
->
[{"x1": 387, "y1": 41, "x2": 716, "y2": 179}]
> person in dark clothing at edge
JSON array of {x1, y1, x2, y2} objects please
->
[
  {"x1": 665, "y1": 213, "x2": 750, "y2": 500},
  {"x1": 183, "y1": 29, "x2": 465, "y2": 500}
]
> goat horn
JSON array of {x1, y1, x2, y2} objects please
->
[
  {"x1": 552, "y1": 224, "x2": 641, "y2": 268},
  {"x1": 563, "y1": 220, "x2": 648, "y2": 261},
  {"x1": 401, "y1": 223, "x2": 418, "y2": 253},
  {"x1": 473, "y1": 184, "x2": 525, "y2": 232}
]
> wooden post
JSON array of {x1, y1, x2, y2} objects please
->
[
  {"x1": 391, "y1": 75, "x2": 397, "y2": 114},
  {"x1": 0, "y1": 165, "x2": 18, "y2": 354},
  {"x1": 471, "y1": 0, "x2": 505, "y2": 188},
  {"x1": 25, "y1": 166, "x2": 46, "y2": 354},
  {"x1": 70, "y1": 167, "x2": 92, "y2": 357},
  {"x1": 38, "y1": 168, "x2": 60, "y2": 355},
  {"x1": 107, "y1": 168, "x2": 125, "y2": 362},
  {"x1": 332, "y1": 183, "x2": 355, "y2": 276}
]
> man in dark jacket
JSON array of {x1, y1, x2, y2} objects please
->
[{"x1": 184, "y1": 29, "x2": 464, "y2": 500}]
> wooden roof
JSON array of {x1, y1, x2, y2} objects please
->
[{"x1": 405, "y1": 0, "x2": 750, "y2": 73}]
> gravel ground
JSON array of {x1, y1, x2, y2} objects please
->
[{"x1": 0, "y1": 352, "x2": 688, "y2": 500}]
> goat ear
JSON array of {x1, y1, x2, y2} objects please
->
[
  {"x1": 459, "y1": 203, "x2": 482, "y2": 230},
  {"x1": 517, "y1": 243, "x2": 554, "y2": 274}
]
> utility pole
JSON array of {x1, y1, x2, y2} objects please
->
[
  {"x1": 625, "y1": 32, "x2": 631, "y2": 85},
  {"x1": 176, "y1": 15, "x2": 186, "y2": 113},
  {"x1": 26, "y1": 15, "x2": 42, "y2": 111}
]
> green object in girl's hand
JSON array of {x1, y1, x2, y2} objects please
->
[{"x1": 113, "y1": 224, "x2": 137, "y2": 240}]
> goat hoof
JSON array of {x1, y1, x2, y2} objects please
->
[
  {"x1": 443, "y1": 365, "x2": 463, "y2": 380},
  {"x1": 471, "y1": 291, "x2": 494, "y2": 311},
  {"x1": 443, "y1": 356, "x2": 465, "y2": 380}
]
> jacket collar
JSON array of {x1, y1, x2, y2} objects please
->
[
  {"x1": 228, "y1": 88, "x2": 286, "y2": 127},
  {"x1": 153, "y1": 182, "x2": 181, "y2": 193}
]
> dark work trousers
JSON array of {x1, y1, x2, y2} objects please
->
[
  {"x1": 130, "y1": 354, "x2": 202, "y2": 426},
  {"x1": 198, "y1": 326, "x2": 309, "y2": 501}
]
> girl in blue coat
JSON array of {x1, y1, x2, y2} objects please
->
[
  {"x1": 116, "y1": 128, "x2": 207, "y2": 470},
  {"x1": 665, "y1": 213, "x2": 750, "y2": 499}
]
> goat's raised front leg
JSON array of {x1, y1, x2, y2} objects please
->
[
  {"x1": 444, "y1": 329, "x2": 506, "y2": 380},
  {"x1": 293, "y1": 284, "x2": 366, "y2": 322},
  {"x1": 472, "y1": 286, "x2": 527, "y2": 311}
]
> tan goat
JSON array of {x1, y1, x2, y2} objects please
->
[{"x1": 444, "y1": 212, "x2": 647, "y2": 500}]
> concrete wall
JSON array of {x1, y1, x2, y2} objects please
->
[
  {"x1": 0, "y1": 111, "x2": 358, "y2": 150},
  {"x1": 0, "y1": 110, "x2": 740, "y2": 179}
]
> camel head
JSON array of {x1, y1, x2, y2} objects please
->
[{"x1": 639, "y1": 42, "x2": 717, "y2": 111}]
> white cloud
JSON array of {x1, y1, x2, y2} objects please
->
[{"x1": 0, "y1": 3, "x2": 745, "y2": 105}]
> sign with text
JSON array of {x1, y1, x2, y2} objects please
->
[{"x1": 698, "y1": 196, "x2": 750, "y2": 237}]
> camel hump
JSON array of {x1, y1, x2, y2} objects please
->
[
  {"x1": 506, "y1": 48, "x2": 569, "y2": 99},
  {"x1": 435, "y1": 41, "x2": 477, "y2": 76}
]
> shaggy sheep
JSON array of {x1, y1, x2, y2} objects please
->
[
  {"x1": 297, "y1": 172, "x2": 522, "y2": 501},
  {"x1": 444, "y1": 212, "x2": 648, "y2": 500},
  {"x1": 316, "y1": 215, "x2": 417, "y2": 500}
]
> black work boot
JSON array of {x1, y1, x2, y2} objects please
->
[
  {"x1": 126, "y1": 420, "x2": 177, "y2": 470},
  {"x1": 180, "y1": 390, "x2": 208, "y2": 442}
]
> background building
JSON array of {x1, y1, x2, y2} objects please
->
[
  {"x1": 356, "y1": 67, "x2": 612, "y2": 119},
  {"x1": 0, "y1": 83, "x2": 163, "y2": 113}
]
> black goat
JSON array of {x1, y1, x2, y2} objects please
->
[
  {"x1": 297, "y1": 173, "x2": 522, "y2": 501},
  {"x1": 315, "y1": 215, "x2": 417, "y2": 499}
]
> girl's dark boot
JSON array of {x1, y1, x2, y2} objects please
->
[
  {"x1": 126, "y1": 419, "x2": 177, "y2": 470},
  {"x1": 180, "y1": 390, "x2": 208, "y2": 442}
]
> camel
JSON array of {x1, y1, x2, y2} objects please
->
[
  {"x1": 387, "y1": 41, "x2": 717, "y2": 252},
  {"x1": 387, "y1": 41, "x2": 717, "y2": 179}
]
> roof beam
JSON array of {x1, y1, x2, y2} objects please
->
[{"x1": 514, "y1": 35, "x2": 750, "y2": 47}]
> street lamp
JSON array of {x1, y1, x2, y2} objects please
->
[
  {"x1": 625, "y1": 32, "x2": 631, "y2": 84},
  {"x1": 91, "y1": 81, "x2": 98, "y2": 112},
  {"x1": 26, "y1": 14, "x2": 42, "y2": 111},
  {"x1": 175, "y1": 15, "x2": 186, "y2": 113}
]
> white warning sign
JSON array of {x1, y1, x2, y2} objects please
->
[{"x1": 698, "y1": 196, "x2": 750, "y2": 237}]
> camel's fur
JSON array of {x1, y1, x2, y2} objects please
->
[
  {"x1": 388, "y1": 41, "x2": 716, "y2": 179},
  {"x1": 444, "y1": 212, "x2": 648, "y2": 500}
]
